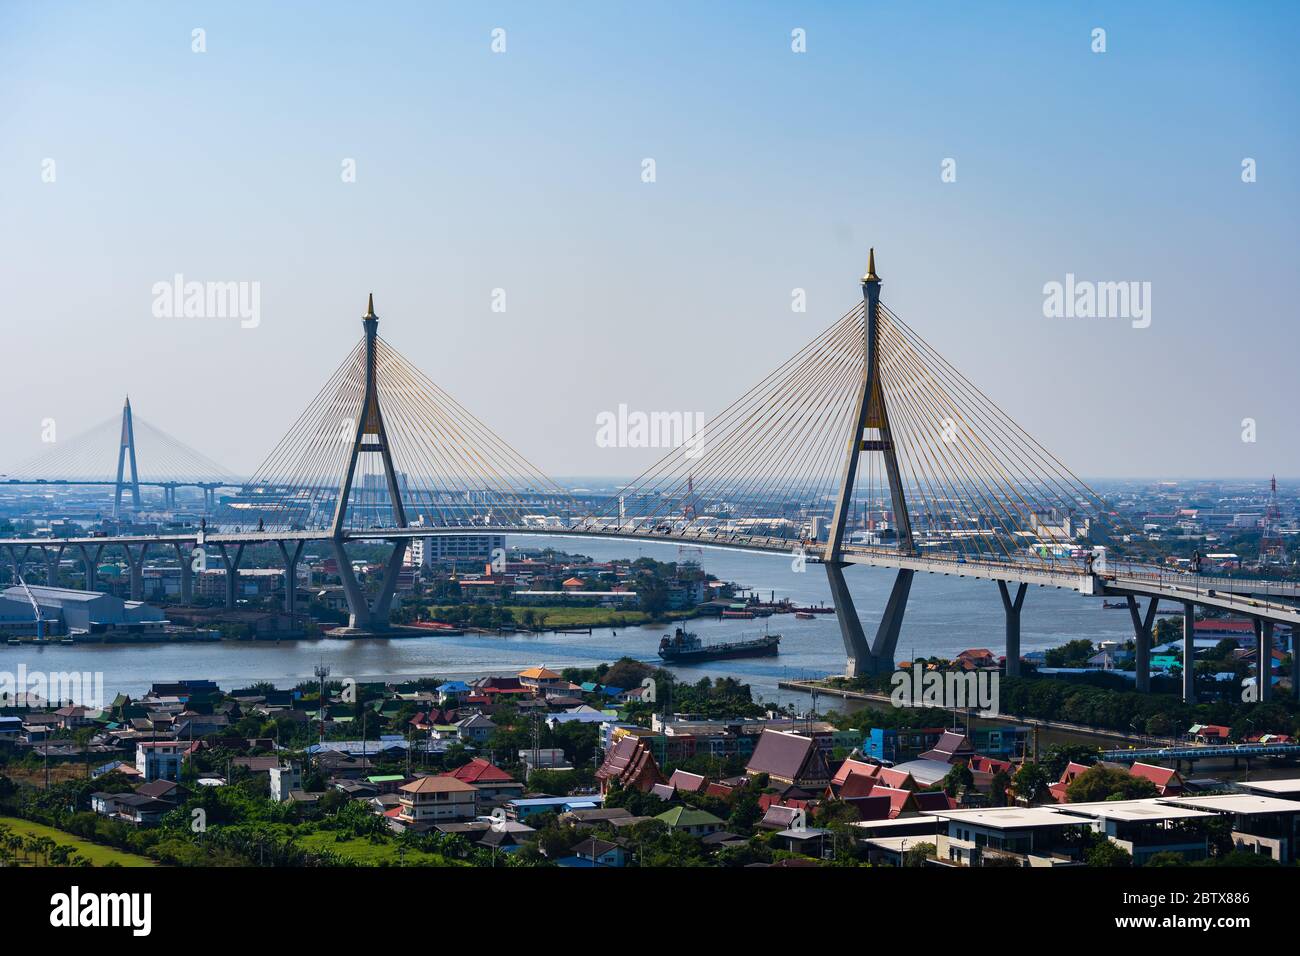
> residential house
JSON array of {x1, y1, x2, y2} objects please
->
[
  {"x1": 457, "y1": 713, "x2": 497, "y2": 746},
  {"x1": 518, "y1": 666, "x2": 566, "y2": 693},
  {"x1": 655, "y1": 806, "x2": 726, "y2": 837},
  {"x1": 135, "y1": 741, "x2": 183, "y2": 782},
  {"x1": 445, "y1": 757, "x2": 524, "y2": 807},
  {"x1": 564, "y1": 837, "x2": 627, "y2": 867},
  {"x1": 395, "y1": 775, "x2": 478, "y2": 828},
  {"x1": 746, "y1": 730, "x2": 831, "y2": 791}
]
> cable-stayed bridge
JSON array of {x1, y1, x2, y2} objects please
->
[
  {"x1": 2, "y1": 397, "x2": 241, "y2": 513},
  {"x1": 1, "y1": 256, "x2": 1296, "y2": 704}
]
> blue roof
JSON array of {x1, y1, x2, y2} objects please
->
[
  {"x1": 509, "y1": 795, "x2": 604, "y2": 809},
  {"x1": 437, "y1": 681, "x2": 470, "y2": 692},
  {"x1": 547, "y1": 711, "x2": 613, "y2": 725},
  {"x1": 307, "y1": 738, "x2": 408, "y2": 755}
]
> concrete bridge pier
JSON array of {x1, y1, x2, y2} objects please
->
[
  {"x1": 217, "y1": 542, "x2": 245, "y2": 609},
  {"x1": 171, "y1": 542, "x2": 194, "y2": 604},
  {"x1": 1182, "y1": 600, "x2": 1196, "y2": 703},
  {"x1": 331, "y1": 540, "x2": 371, "y2": 630},
  {"x1": 1256, "y1": 618, "x2": 1274, "y2": 702},
  {"x1": 824, "y1": 563, "x2": 912, "y2": 677},
  {"x1": 277, "y1": 539, "x2": 305, "y2": 614},
  {"x1": 332, "y1": 540, "x2": 409, "y2": 631},
  {"x1": 122, "y1": 542, "x2": 149, "y2": 601},
  {"x1": 5, "y1": 544, "x2": 30, "y2": 586},
  {"x1": 77, "y1": 543, "x2": 105, "y2": 591},
  {"x1": 1294, "y1": 628, "x2": 1300, "y2": 703},
  {"x1": 371, "y1": 540, "x2": 408, "y2": 623},
  {"x1": 1125, "y1": 595, "x2": 1159, "y2": 693},
  {"x1": 39, "y1": 544, "x2": 65, "y2": 587},
  {"x1": 870, "y1": 569, "x2": 913, "y2": 669},
  {"x1": 825, "y1": 563, "x2": 870, "y2": 676},
  {"x1": 997, "y1": 580, "x2": 1027, "y2": 677}
]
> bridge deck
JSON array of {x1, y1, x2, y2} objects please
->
[{"x1": 1, "y1": 524, "x2": 1296, "y2": 624}]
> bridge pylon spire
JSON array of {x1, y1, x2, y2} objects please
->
[
  {"x1": 823, "y1": 249, "x2": 916, "y2": 677},
  {"x1": 113, "y1": 395, "x2": 142, "y2": 517},
  {"x1": 329, "y1": 294, "x2": 410, "y2": 630}
]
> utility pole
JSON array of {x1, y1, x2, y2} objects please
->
[{"x1": 314, "y1": 662, "x2": 331, "y2": 751}]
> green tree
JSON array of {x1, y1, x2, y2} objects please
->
[{"x1": 1086, "y1": 840, "x2": 1133, "y2": 867}]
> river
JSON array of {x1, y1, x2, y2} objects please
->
[{"x1": 0, "y1": 537, "x2": 1139, "y2": 706}]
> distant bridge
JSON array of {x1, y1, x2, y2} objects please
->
[
  {"x1": 2, "y1": 396, "x2": 240, "y2": 512},
  {"x1": 1100, "y1": 743, "x2": 1300, "y2": 764}
]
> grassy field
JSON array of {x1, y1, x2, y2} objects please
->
[
  {"x1": 0, "y1": 816, "x2": 157, "y2": 867},
  {"x1": 4, "y1": 764, "x2": 91, "y2": 788},
  {"x1": 295, "y1": 830, "x2": 464, "y2": 866}
]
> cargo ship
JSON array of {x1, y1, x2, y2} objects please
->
[{"x1": 657, "y1": 627, "x2": 780, "y2": 662}]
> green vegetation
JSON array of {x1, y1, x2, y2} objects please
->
[
  {"x1": 0, "y1": 816, "x2": 156, "y2": 867},
  {"x1": 429, "y1": 604, "x2": 655, "y2": 629}
]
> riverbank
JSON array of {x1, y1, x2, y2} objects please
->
[{"x1": 777, "y1": 679, "x2": 1181, "y2": 749}]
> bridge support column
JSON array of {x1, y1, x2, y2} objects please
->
[
  {"x1": 825, "y1": 563, "x2": 871, "y2": 677},
  {"x1": 122, "y1": 543, "x2": 149, "y2": 601},
  {"x1": 1257, "y1": 618, "x2": 1274, "y2": 703},
  {"x1": 372, "y1": 540, "x2": 408, "y2": 623},
  {"x1": 1125, "y1": 595, "x2": 1158, "y2": 693},
  {"x1": 332, "y1": 540, "x2": 371, "y2": 630},
  {"x1": 277, "y1": 539, "x2": 305, "y2": 614},
  {"x1": 171, "y1": 543, "x2": 194, "y2": 604},
  {"x1": 997, "y1": 581, "x2": 1027, "y2": 677},
  {"x1": 1182, "y1": 601, "x2": 1196, "y2": 703},
  {"x1": 870, "y1": 568, "x2": 914, "y2": 673},
  {"x1": 77, "y1": 543, "x2": 104, "y2": 591},
  {"x1": 217, "y1": 543, "x2": 245, "y2": 609},
  {"x1": 5, "y1": 545, "x2": 31, "y2": 586},
  {"x1": 39, "y1": 544, "x2": 65, "y2": 587},
  {"x1": 1293, "y1": 627, "x2": 1300, "y2": 704}
]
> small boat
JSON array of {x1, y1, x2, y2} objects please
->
[
  {"x1": 721, "y1": 610, "x2": 755, "y2": 619},
  {"x1": 794, "y1": 611, "x2": 815, "y2": 620},
  {"x1": 1102, "y1": 600, "x2": 1128, "y2": 609},
  {"x1": 658, "y1": 627, "x2": 780, "y2": 662}
]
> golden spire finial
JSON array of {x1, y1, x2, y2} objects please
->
[
  {"x1": 862, "y1": 248, "x2": 879, "y2": 283},
  {"x1": 365, "y1": 292, "x2": 375, "y2": 317}
]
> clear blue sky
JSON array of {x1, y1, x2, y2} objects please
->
[{"x1": 1, "y1": 1, "x2": 1296, "y2": 479}]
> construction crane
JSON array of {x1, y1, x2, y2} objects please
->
[{"x1": 16, "y1": 574, "x2": 46, "y2": 642}]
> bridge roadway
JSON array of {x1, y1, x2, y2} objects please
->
[{"x1": 0, "y1": 524, "x2": 1296, "y2": 625}]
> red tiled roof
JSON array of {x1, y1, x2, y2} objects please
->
[
  {"x1": 447, "y1": 757, "x2": 515, "y2": 785},
  {"x1": 667, "y1": 769, "x2": 706, "y2": 794},
  {"x1": 912, "y1": 790, "x2": 955, "y2": 812},
  {"x1": 844, "y1": 794, "x2": 893, "y2": 821},
  {"x1": 876, "y1": 768, "x2": 916, "y2": 790},
  {"x1": 831, "y1": 758, "x2": 879, "y2": 787},
  {"x1": 1129, "y1": 762, "x2": 1183, "y2": 795},
  {"x1": 838, "y1": 774, "x2": 879, "y2": 800},
  {"x1": 595, "y1": 735, "x2": 663, "y2": 793}
]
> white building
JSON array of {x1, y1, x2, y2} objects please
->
[
  {"x1": 269, "y1": 762, "x2": 302, "y2": 802},
  {"x1": 408, "y1": 534, "x2": 506, "y2": 569},
  {"x1": 396, "y1": 776, "x2": 478, "y2": 826},
  {"x1": 136, "y1": 741, "x2": 184, "y2": 782}
]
